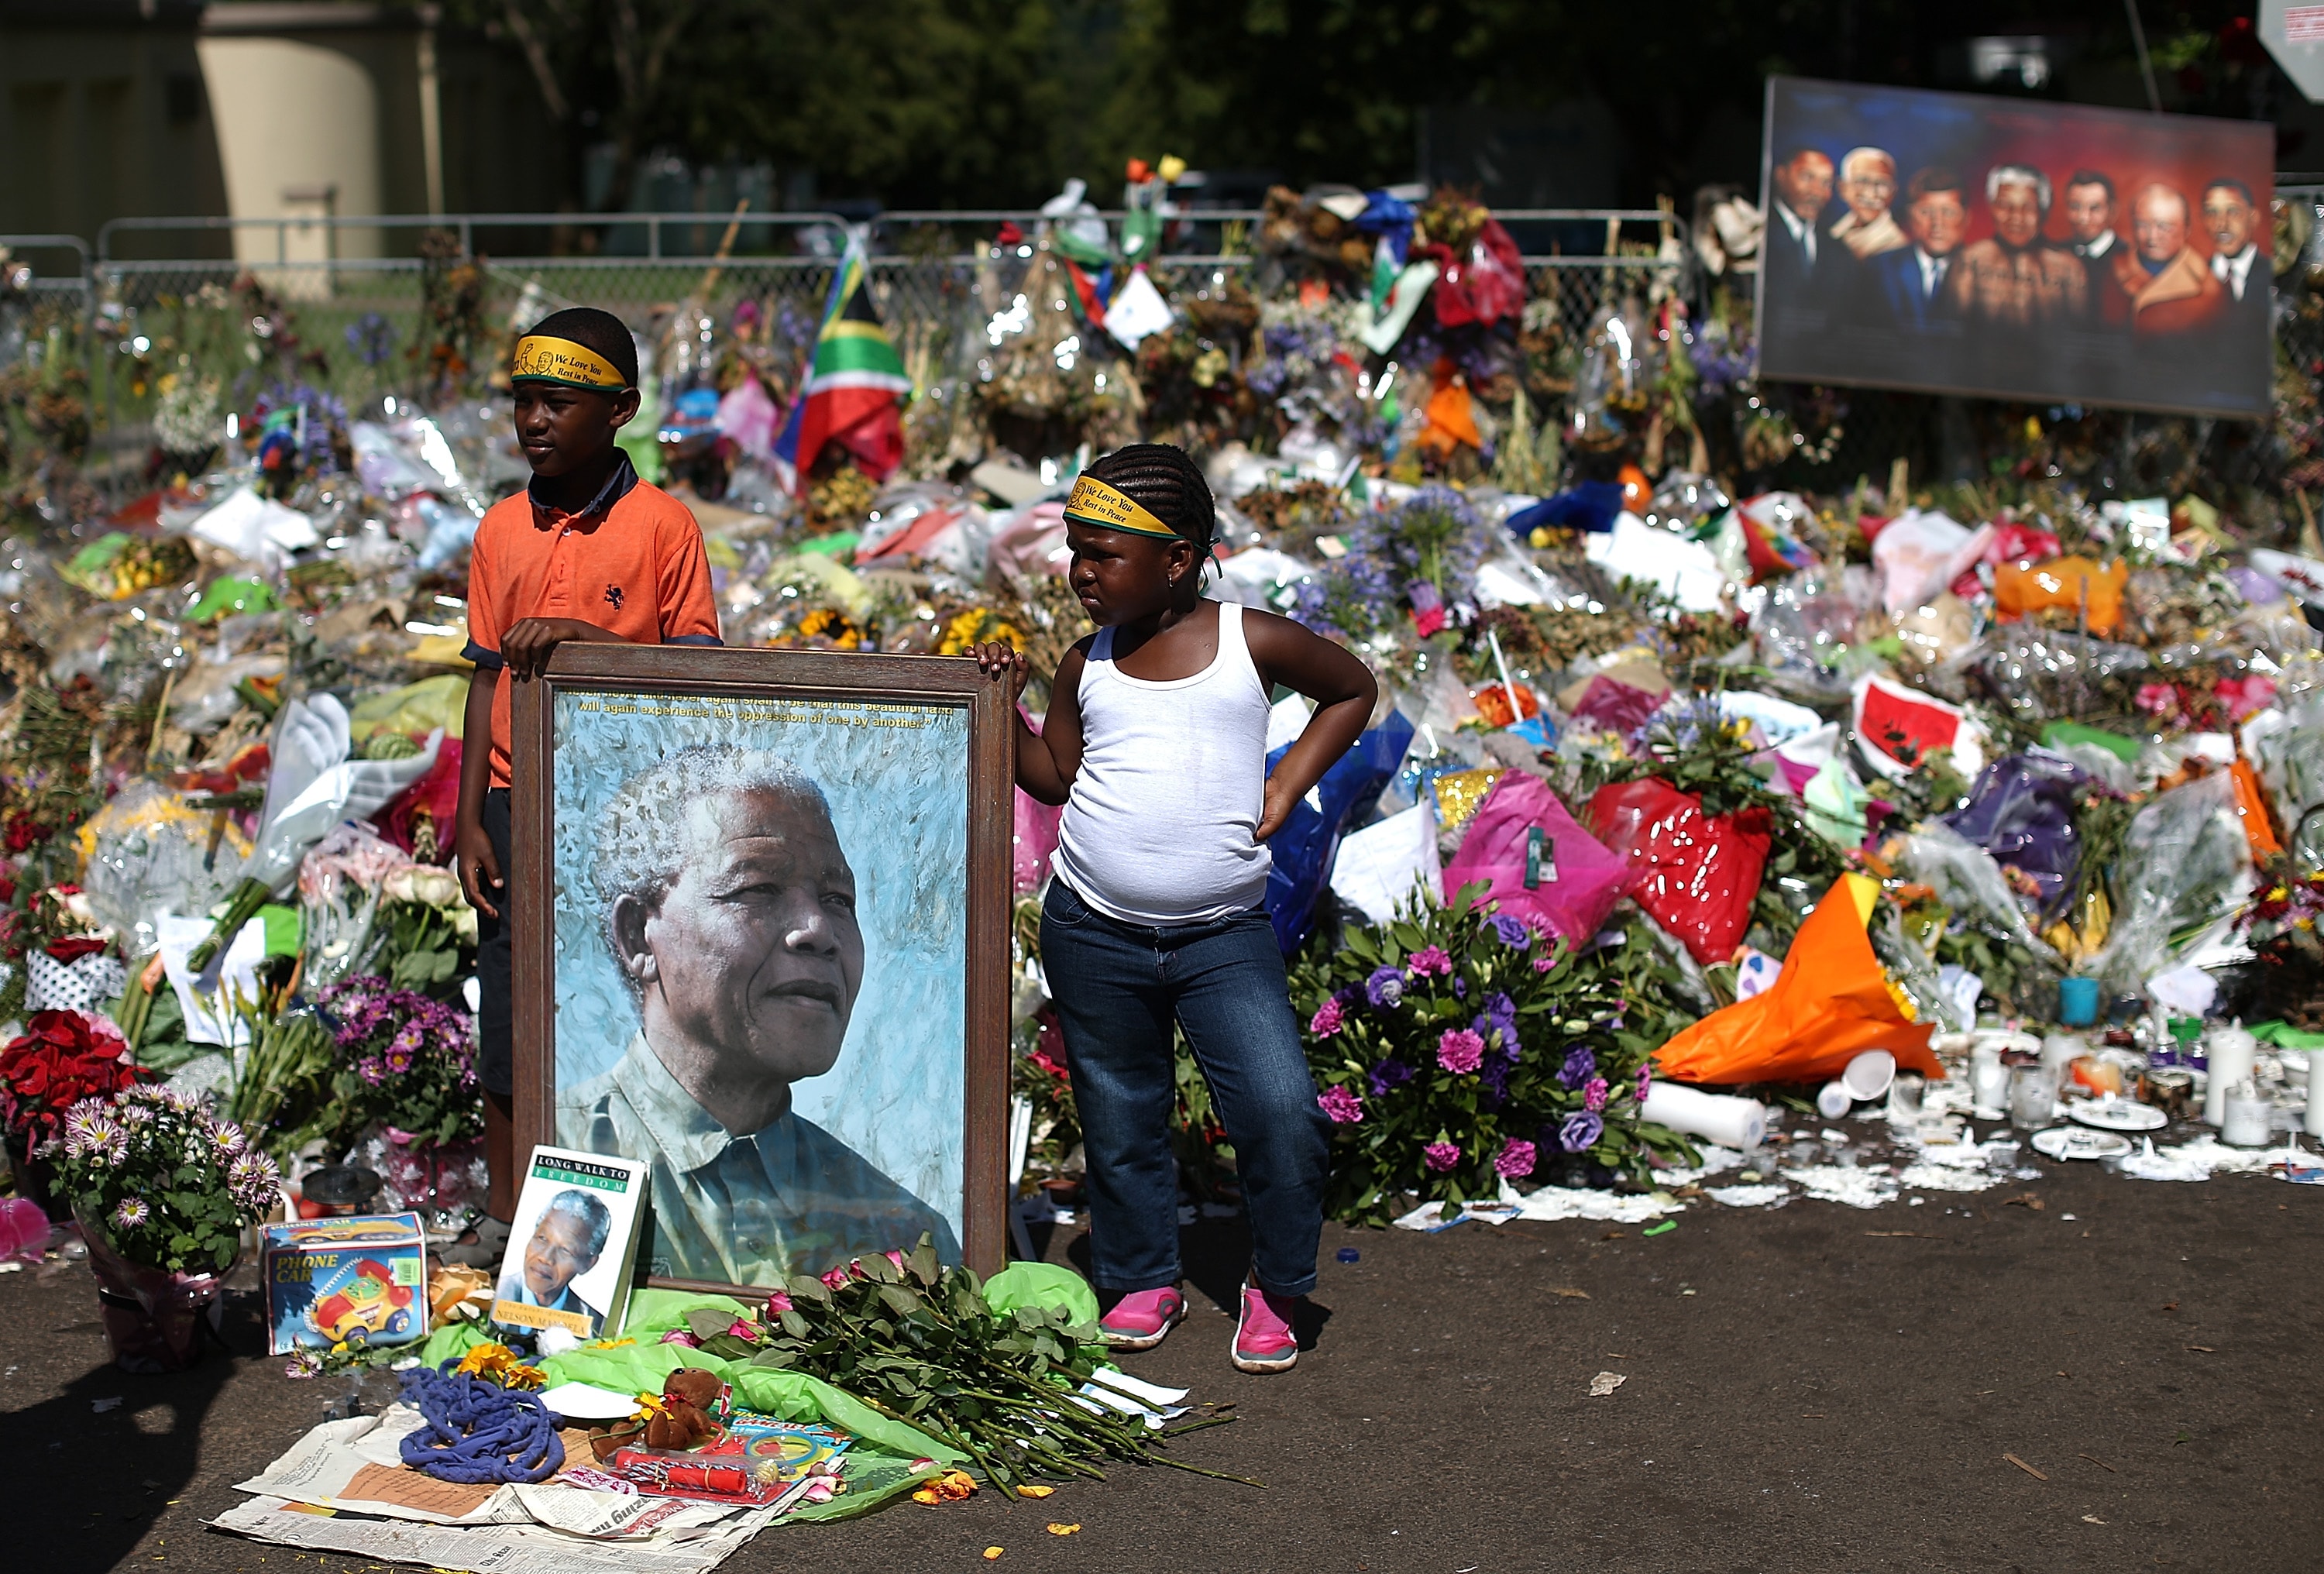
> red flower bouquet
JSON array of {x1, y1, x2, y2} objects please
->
[{"x1": 0, "y1": 1011, "x2": 146, "y2": 1151}]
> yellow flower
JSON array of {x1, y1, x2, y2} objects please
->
[
  {"x1": 792, "y1": 607, "x2": 866, "y2": 650},
  {"x1": 937, "y1": 608, "x2": 1026, "y2": 657},
  {"x1": 453, "y1": 1342, "x2": 546, "y2": 1390}
]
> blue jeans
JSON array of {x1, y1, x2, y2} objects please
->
[{"x1": 1040, "y1": 880, "x2": 1331, "y2": 1298}]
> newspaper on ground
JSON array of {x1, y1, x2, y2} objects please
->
[
  {"x1": 218, "y1": 1404, "x2": 791, "y2": 1572},
  {"x1": 210, "y1": 1494, "x2": 786, "y2": 1574}
]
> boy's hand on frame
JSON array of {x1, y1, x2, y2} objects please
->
[{"x1": 500, "y1": 616, "x2": 614, "y2": 679}]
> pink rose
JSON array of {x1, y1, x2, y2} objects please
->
[
  {"x1": 658, "y1": 1329, "x2": 701, "y2": 1347},
  {"x1": 766, "y1": 1290, "x2": 794, "y2": 1315},
  {"x1": 820, "y1": 1266, "x2": 853, "y2": 1290}
]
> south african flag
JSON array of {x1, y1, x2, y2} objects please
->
[{"x1": 772, "y1": 235, "x2": 913, "y2": 495}]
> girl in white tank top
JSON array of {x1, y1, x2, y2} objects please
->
[
  {"x1": 1050, "y1": 600, "x2": 1273, "y2": 924},
  {"x1": 975, "y1": 445, "x2": 1377, "y2": 1375}
]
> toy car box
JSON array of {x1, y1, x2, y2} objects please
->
[{"x1": 262, "y1": 1212, "x2": 430, "y2": 1356}]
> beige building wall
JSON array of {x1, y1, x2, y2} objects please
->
[{"x1": 197, "y1": 34, "x2": 383, "y2": 265}]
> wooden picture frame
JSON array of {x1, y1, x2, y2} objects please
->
[{"x1": 511, "y1": 644, "x2": 1012, "y2": 1296}]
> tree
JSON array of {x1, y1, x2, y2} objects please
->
[{"x1": 439, "y1": 0, "x2": 702, "y2": 213}]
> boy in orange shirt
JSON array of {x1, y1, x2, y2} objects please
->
[{"x1": 449, "y1": 307, "x2": 721, "y2": 1266}]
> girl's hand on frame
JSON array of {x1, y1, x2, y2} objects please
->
[{"x1": 971, "y1": 641, "x2": 1031, "y2": 701}]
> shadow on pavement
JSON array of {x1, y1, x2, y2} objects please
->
[{"x1": 3, "y1": 1274, "x2": 270, "y2": 1564}]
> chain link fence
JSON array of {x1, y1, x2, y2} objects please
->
[
  {"x1": 36, "y1": 208, "x2": 1696, "y2": 499},
  {"x1": 15, "y1": 201, "x2": 2319, "y2": 511}
]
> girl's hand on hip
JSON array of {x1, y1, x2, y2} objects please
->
[{"x1": 1257, "y1": 772, "x2": 1299, "y2": 842}]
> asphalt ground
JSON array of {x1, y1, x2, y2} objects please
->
[{"x1": 7, "y1": 1160, "x2": 2319, "y2": 1574}]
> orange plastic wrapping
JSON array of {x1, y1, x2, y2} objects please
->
[
  {"x1": 1992, "y1": 556, "x2": 2128, "y2": 636},
  {"x1": 2230, "y1": 756, "x2": 2282, "y2": 858},
  {"x1": 1649, "y1": 878, "x2": 1942, "y2": 1087}
]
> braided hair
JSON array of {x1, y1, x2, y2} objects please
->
[{"x1": 1082, "y1": 443, "x2": 1216, "y2": 554}]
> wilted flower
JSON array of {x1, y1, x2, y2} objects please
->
[
  {"x1": 1317, "y1": 1086, "x2": 1364, "y2": 1124},
  {"x1": 1308, "y1": 997, "x2": 1346, "y2": 1037},
  {"x1": 1494, "y1": 1139, "x2": 1538, "y2": 1179},
  {"x1": 1558, "y1": 1047, "x2": 1597, "y2": 1089},
  {"x1": 1422, "y1": 1141, "x2": 1462, "y2": 1173},
  {"x1": 1559, "y1": 1112, "x2": 1604, "y2": 1153},
  {"x1": 1363, "y1": 967, "x2": 1405, "y2": 1008},
  {"x1": 1437, "y1": 1028, "x2": 1486, "y2": 1075}
]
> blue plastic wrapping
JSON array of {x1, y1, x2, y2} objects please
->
[
  {"x1": 1263, "y1": 711, "x2": 1416, "y2": 954},
  {"x1": 1942, "y1": 753, "x2": 2087, "y2": 925},
  {"x1": 1505, "y1": 482, "x2": 1625, "y2": 538}
]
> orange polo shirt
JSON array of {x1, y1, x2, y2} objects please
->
[{"x1": 464, "y1": 458, "x2": 722, "y2": 787}]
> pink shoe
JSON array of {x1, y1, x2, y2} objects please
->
[
  {"x1": 1231, "y1": 1280, "x2": 1299, "y2": 1373},
  {"x1": 1099, "y1": 1287, "x2": 1187, "y2": 1350}
]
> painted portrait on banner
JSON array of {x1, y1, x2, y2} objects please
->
[{"x1": 1758, "y1": 77, "x2": 2275, "y2": 417}]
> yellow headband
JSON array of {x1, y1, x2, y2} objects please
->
[
  {"x1": 1062, "y1": 475, "x2": 1179, "y2": 541},
  {"x1": 511, "y1": 335, "x2": 629, "y2": 390}
]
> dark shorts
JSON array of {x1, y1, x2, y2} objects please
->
[{"x1": 476, "y1": 787, "x2": 514, "y2": 1096}]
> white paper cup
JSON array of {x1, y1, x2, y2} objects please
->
[{"x1": 1842, "y1": 1049, "x2": 1896, "y2": 1102}]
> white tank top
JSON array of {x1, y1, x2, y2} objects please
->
[{"x1": 1052, "y1": 600, "x2": 1274, "y2": 925}]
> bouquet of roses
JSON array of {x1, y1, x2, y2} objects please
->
[
  {"x1": 1293, "y1": 885, "x2": 1694, "y2": 1224},
  {"x1": 319, "y1": 978, "x2": 482, "y2": 1147},
  {"x1": 0, "y1": 1010, "x2": 145, "y2": 1153},
  {"x1": 52, "y1": 1084, "x2": 280, "y2": 1274}
]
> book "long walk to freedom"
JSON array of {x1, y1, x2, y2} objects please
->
[{"x1": 492, "y1": 1146, "x2": 651, "y2": 1340}]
